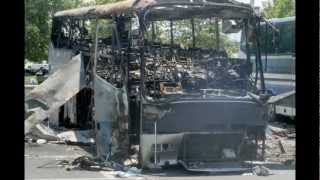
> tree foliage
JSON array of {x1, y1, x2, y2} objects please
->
[
  {"x1": 25, "y1": 0, "x2": 120, "y2": 62},
  {"x1": 25, "y1": 0, "x2": 84, "y2": 62},
  {"x1": 25, "y1": 0, "x2": 50, "y2": 62},
  {"x1": 262, "y1": 0, "x2": 295, "y2": 18}
]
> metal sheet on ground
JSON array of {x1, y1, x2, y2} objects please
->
[
  {"x1": 25, "y1": 54, "x2": 86, "y2": 134},
  {"x1": 94, "y1": 74, "x2": 129, "y2": 160}
]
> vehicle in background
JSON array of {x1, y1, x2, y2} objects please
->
[
  {"x1": 25, "y1": 60, "x2": 50, "y2": 75},
  {"x1": 240, "y1": 16, "x2": 295, "y2": 120}
]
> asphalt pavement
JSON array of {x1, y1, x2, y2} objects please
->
[{"x1": 25, "y1": 143, "x2": 295, "y2": 180}]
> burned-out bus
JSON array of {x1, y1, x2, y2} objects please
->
[{"x1": 48, "y1": 0, "x2": 271, "y2": 171}]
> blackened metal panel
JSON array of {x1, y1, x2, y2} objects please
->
[
  {"x1": 143, "y1": 98, "x2": 267, "y2": 133},
  {"x1": 178, "y1": 133, "x2": 244, "y2": 162},
  {"x1": 76, "y1": 88, "x2": 93, "y2": 128},
  {"x1": 94, "y1": 74, "x2": 129, "y2": 161}
]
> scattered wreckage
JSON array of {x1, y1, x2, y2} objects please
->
[{"x1": 25, "y1": 0, "x2": 276, "y2": 172}]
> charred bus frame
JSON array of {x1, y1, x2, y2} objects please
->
[{"x1": 50, "y1": 0, "x2": 271, "y2": 171}]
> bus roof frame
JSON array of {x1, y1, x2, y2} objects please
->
[{"x1": 54, "y1": 0, "x2": 256, "y2": 20}]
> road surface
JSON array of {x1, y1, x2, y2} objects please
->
[{"x1": 25, "y1": 143, "x2": 295, "y2": 180}]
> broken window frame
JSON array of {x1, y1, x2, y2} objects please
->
[
  {"x1": 137, "y1": 5, "x2": 264, "y2": 102},
  {"x1": 93, "y1": 19, "x2": 128, "y2": 88}
]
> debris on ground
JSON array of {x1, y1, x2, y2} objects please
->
[
  {"x1": 252, "y1": 165, "x2": 271, "y2": 176},
  {"x1": 241, "y1": 172, "x2": 254, "y2": 176},
  {"x1": 26, "y1": 123, "x2": 95, "y2": 146},
  {"x1": 103, "y1": 161, "x2": 125, "y2": 171},
  {"x1": 25, "y1": 108, "x2": 49, "y2": 135},
  {"x1": 115, "y1": 167, "x2": 142, "y2": 178},
  {"x1": 123, "y1": 158, "x2": 139, "y2": 166},
  {"x1": 123, "y1": 145, "x2": 139, "y2": 166},
  {"x1": 63, "y1": 156, "x2": 113, "y2": 171},
  {"x1": 36, "y1": 139, "x2": 47, "y2": 144},
  {"x1": 66, "y1": 156, "x2": 104, "y2": 171},
  {"x1": 265, "y1": 122, "x2": 295, "y2": 165},
  {"x1": 57, "y1": 130, "x2": 95, "y2": 145},
  {"x1": 57, "y1": 160, "x2": 69, "y2": 166},
  {"x1": 59, "y1": 155, "x2": 142, "y2": 178},
  {"x1": 26, "y1": 123, "x2": 59, "y2": 141},
  {"x1": 61, "y1": 155, "x2": 141, "y2": 173},
  {"x1": 267, "y1": 125, "x2": 287, "y2": 138}
]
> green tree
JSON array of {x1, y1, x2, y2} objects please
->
[
  {"x1": 25, "y1": 24, "x2": 49, "y2": 62},
  {"x1": 25, "y1": 0, "x2": 120, "y2": 62},
  {"x1": 262, "y1": 0, "x2": 295, "y2": 18},
  {"x1": 25, "y1": 0, "x2": 51, "y2": 62},
  {"x1": 25, "y1": 0, "x2": 84, "y2": 62}
]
